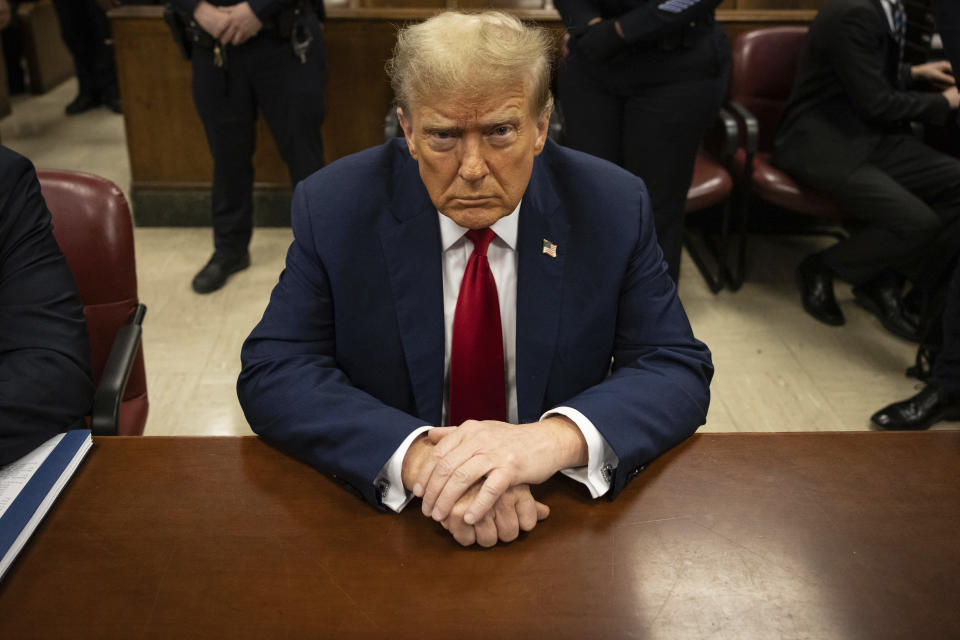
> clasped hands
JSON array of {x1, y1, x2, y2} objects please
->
[
  {"x1": 401, "y1": 416, "x2": 587, "y2": 547},
  {"x1": 911, "y1": 60, "x2": 959, "y2": 109},
  {"x1": 194, "y1": 0, "x2": 263, "y2": 46}
]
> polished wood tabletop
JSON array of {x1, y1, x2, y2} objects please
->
[{"x1": 1, "y1": 432, "x2": 957, "y2": 639}]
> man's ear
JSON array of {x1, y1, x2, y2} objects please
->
[
  {"x1": 397, "y1": 107, "x2": 417, "y2": 160},
  {"x1": 533, "y1": 106, "x2": 551, "y2": 156}
]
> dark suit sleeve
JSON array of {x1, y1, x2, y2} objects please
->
[
  {"x1": 831, "y1": 4, "x2": 950, "y2": 126},
  {"x1": 238, "y1": 184, "x2": 427, "y2": 510},
  {"x1": 933, "y1": 0, "x2": 960, "y2": 107},
  {"x1": 170, "y1": 0, "x2": 297, "y2": 21},
  {"x1": 169, "y1": 0, "x2": 199, "y2": 17},
  {"x1": 554, "y1": 0, "x2": 602, "y2": 32},
  {"x1": 555, "y1": 0, "x2": 721, "y2": 43},
  {"x1": 0, "y1": 151, "x2": 93, "y2": 467},
  {"x1": 560, "y1": 180, "x2": 713, "y2": 499}
]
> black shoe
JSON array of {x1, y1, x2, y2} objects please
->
[
  {"x1": 65, "y1": 94, "x2": 100, "y2": 115},
  {"x1": 104, "y1": 96, "x2": 122, "y2": 114},
  {"x1": 191, "y1": 252, "x2": 250, "y2": 294},
  {"x1": 871, "y1": 385, "x2": 960, "y2": 430},
  {"x1": 796, "y1": 254, "x2": 844, "y2": 326},
  {"x1": 853, "y1": 280, "x2": 919, "y2": 342}
]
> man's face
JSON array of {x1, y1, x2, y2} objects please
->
[{"x1": 398, "y1": 84, "x2": 550, "y2": 229}]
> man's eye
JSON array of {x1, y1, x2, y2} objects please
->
[{"x1": 492, "y1": 126, "x2": 512, "y2": 137}]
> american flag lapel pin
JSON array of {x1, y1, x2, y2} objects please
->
[{"x1": 542, "y1": 238, "x2": 558, "y2": 258}]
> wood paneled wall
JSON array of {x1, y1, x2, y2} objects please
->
[{"x1": 110, "y1": 4, "x2": 819, "y2": 195}]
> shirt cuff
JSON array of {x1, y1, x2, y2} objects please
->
[
  {"x1": 540, "y1": 406, "x2": 617, "y2": 498},
  {"x1": 375, "y1": 426, "x2": 432, "y2": 512}
]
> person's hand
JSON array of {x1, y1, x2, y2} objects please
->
[
  {"x1": 574, "y1": 18, "x2": 624, "y2": 62},
  {"x1": 218, "y1": 2, "x2": 262, "y2": 46},
  {"x1": 441, "y1": 483, "x2": 550, "y2": 547},
  {"x1": 912, "y1": 60, "x2": 955, "y2": 88},
  {"x1": 944, "y1": 86, "x2": 960, "y2": 110},
  {"x1": 414, "y1": 415, "x2": 587, "y2": 526},
  {"x1": 0, "y1": 0, "x2": 12, "y2": 31},
  {"x1": 193, "y1": 0, "x2": 230, "y2": 40}
]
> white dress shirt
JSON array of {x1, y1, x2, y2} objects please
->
[
  {"x1": 878, "y1": 0, "x2": 900, "y2": 33},
  {"x1": 377, "y1": 202, "x2": 619, "y2": 511}
]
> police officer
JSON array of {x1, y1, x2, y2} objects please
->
[
  {"x1": 555, "y1": 0, "x2": 730, "y2": 283},
  {"x1": 52, "y1": 0, "x2": 122, "y2": 114},
  {"x1": 169, "y1": 0, "x2": 326, "y2": 293}
]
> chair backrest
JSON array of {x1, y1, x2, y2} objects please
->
[
  {"x1": 38, "y1": 170, "x2": 148, "y2": 435},
  {"x1": 729, "y1": 26, "x2": 809, "y2": 152}
]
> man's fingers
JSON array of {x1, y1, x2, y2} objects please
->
[
  {"x1": 426, "y1": 427, "x2": 456, "y2": 442},
  {"x1": 474, "y1": 514, "x2": 498, "y2": 548},
  {"x1": 450, "y1": 522, "x2": 475, "y2": 547},
  {"x1": 535, "y1": 501, "x2": 550, "y2": 521},
  {"x1": 516, "y1": 493, "x2": 539, "y2": 531},
  {"x1": 429, "y1": 455, "x2": 492, "y2": 521},
  {"x1": 419, "y1": 433, "x2": 473, "y2": 515},
  {"x1": 413, "y1": 429, "x2": 460, "y2": 500},
  {"x1": 463, "y1": 468, "x2": 511, "y2": 525},
  {"x1": 493, "y1": 501, "x2": 520, "y2": 543}
]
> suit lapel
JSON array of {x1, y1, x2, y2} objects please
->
[
  {"x1": 515, "y1": 155, "x2": 569, "y2": 423},
  {"x1": 379, "y1": 148, "x2": 445, "y2": 426}
]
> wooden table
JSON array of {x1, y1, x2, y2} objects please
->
[{"x1": 1, "y1": 433, "x2": 958, "y2": 639}]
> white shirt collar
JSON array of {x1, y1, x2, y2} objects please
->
[
  {"x1": 437, "y1": 200, "x2": 521, "y2": 252},
  {"x1": 878, "y1": 0, "x2": 899, "y2": 33}
]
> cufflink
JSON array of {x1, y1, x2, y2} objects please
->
[
  {"x1": 376, "y1": 478, "x2": 390, "y2": 499},
  {"x1": 601, "y1": 464, "x2": 613, "y2": 483}
]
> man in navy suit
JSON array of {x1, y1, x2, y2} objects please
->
[
  {"x1": 0, "y1": 146, "x2": 94, "y2": 466},
  {"x1": 238, "y1": 11, "x2": 713, "y2": 547}
]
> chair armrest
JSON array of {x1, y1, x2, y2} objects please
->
[
  {"x1": 704, "y1": 106, "x2": 740, "y2": 160},
  {"x1": 91, "y1": 303, "x2": 147, "y2": 436},
  {"x1": 725, "y1": 100, "x2": 759, "y2": 155}
]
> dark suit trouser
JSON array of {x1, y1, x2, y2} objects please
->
[
  {"x1": 51, "y1": 0, "x2": 117, "y2": 101},
  {"x1": 816, "y1": 134, "x2": 960, "y2": 286},
  {"x1": 191, "y1": 22, "x2": 326, "y2": 258},
  {"x1": 559, "y1": 51, "x2": 728, "y2": 283},
  {"x1": 931, "y1": 259, "x2": 960, "y2": 397}
]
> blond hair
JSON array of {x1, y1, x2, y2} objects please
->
[{"x1": 386, "y1": 11, "x2": 554, "y2": 118}]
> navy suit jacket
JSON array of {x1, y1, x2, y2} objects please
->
[
  {"x1": 0, "y1": 146, "x2": 93, "y2": 466},
  {"x1": 238, "y1": 138, "x2": 713, "y2": 509}
]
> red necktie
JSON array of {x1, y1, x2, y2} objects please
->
[{"x1": 448, "y1": 228, "x2": 507, "y2": 426}]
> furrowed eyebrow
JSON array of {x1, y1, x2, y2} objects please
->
[
  {"x1": 422, "y1": 125, "x2": 462, "y2": 135},
  {"x1": 481, "y1": 116, "x2": 521, "y2": 129}
]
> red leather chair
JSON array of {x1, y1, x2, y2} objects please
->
[
  {"x1": 726, "y1": 26, "x2": 845, "y2": 290},
  {"x1": 682, "y1": 106, "x2": 739, "y2": 292},
  {"x1": 38, "y1": 170, "x2": 148, "y2": 436}
]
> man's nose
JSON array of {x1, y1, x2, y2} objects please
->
[{"x1": 458, "y1": 137, "x2": 488, "y2": 182}]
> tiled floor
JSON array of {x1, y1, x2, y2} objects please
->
[{"x1": 4, "y1": 79, "x2": 955, "y2": 435}]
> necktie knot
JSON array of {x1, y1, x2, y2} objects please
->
[{"x1": 466, "y1": 228, "x2": 496, "y2": 257}]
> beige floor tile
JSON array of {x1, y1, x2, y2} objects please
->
[{"x1": 712, "y1": 367, "x2": 845, "y2": 432}]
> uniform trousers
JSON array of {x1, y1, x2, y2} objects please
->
[
  {"x1": 51, "y1": 0, "x2": 117, "y2": 101},
  {"x1": 812, "y1": 134, "x2": 960, "y2": 286},
  {"x1": 191, "y1": 19, "x2": 326, "y2": 258},
  {"x1": 559, "y1": 46, "x2": 728, "y2": 282}
]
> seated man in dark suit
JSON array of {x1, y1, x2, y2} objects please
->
[
  {"x1": 869, "y1": 0, "x2": 960, "y2": 430},
  {"x1": 871, "y1": 257, "x2": 960, "y2": 429},
  {"x1": 238, "y1": 11, "x2": 713, "y2": 547},
  {"x1": 0, "y1": 146, "x2": 94, "y2": 466},
  {"x1": 773, "y1": 0, "x2": 960, "y2": 339}
]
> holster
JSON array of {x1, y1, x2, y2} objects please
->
[{"x1": 163, "y1": 3, "x2": 193, "y2": 60}]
